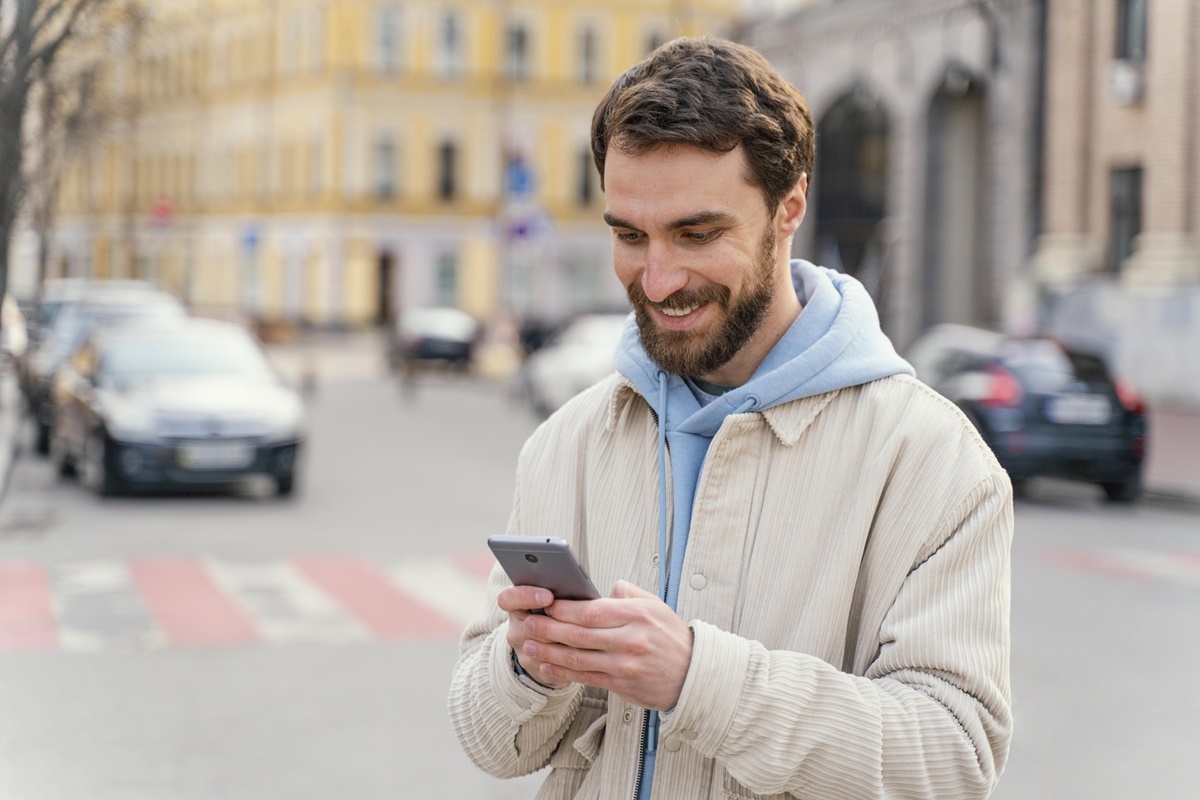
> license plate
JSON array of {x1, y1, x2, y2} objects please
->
[
  {"x1": 177, "y1": 441, "x2": 255, "y2": 470},
  {"x1": 1046, "y1": 394, "x2": 1111, "y2": 425}
]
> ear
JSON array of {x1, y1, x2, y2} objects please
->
[{"x1": 775, "y1": 173, "x2": 808, "y2": 237}]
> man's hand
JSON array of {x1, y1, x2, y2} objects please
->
[
  {"x1": 518, "y1": 580, "x2": 694, "y2": 711},
  {"x1": 498, "y1": 585, "x2": 573, "y2": 689}
]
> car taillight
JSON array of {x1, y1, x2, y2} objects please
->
[
  {"x1": 980, "y1": 365, "x2": 1023, "y2": 409},
  {"x1": 1116, "y1": 378, "x2": 1147, "y2": 415}
]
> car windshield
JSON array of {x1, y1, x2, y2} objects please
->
[
  {"x1": 51, "y1": 302, "x2": 183, "y2": 356},
  {"x1": 100, "y1": 331, "x2": 275, "y2": 381},
  {"x1": 1000, "y1": 340, "x2": 1112, "y2": 392}
]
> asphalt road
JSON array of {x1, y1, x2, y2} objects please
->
[{"x1": 0, "y1": 370, "x2": 1197, "y2": 799}]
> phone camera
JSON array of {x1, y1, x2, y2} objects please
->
[{"x1": 524, "y1": 553, "x2": 539, "y2": 564}]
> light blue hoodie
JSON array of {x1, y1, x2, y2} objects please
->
[{"x1": 615, "y1": 259, "x2": 914, "y2": 800}]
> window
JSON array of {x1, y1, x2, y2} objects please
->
[
  {"x1": 434, "y1": 252, "x2": 458, "y2": 306},
  {"x1": 281, "y1": 10, "x2": 302, "y2": 74},
  {"x1": 1115, "y1": 0, "x2": 1147, "y2": 62},
  {"x1": 577, "y1": 147, "x2": 595, "y2": 206},
  {"x1": 506, "y1": 23, "x2": 530, "y2": 80},
  {"x1": 375, "y1": 136, "x2": 397, "y2": 199},
  {"x1": 579, "y1": 26, "x2": 598, "y2": 84},
  {"x1": 377, "y1": 6, "x2": 402, "y2": 73},
  {"x1": 1108, "y1": 166, "x2": 1142, "y2": 273},
  {"x1": 437, "y1": 140, "x2": 458, "y2": 201},
  {"x1": 439, "y1": 12, "x2": 463, "y2": 77}
]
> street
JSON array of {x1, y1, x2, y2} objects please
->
[{"x1": 1, "y1": 348, "x2": 1198, "y2": 799}]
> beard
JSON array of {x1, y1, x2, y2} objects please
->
[{"x1": 626, "y1": 224, "x2": 779, "y2": 378}]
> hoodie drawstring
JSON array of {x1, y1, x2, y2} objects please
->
[{"x1": 656, "y1": 371, "x2": 669, "y2": 601}]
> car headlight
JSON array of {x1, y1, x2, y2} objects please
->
[
  {"x1": 102, "y1": 400, "x2": 159, "y2": 443},
  {"x1": 260, "y1": 397, "x2": 306, "y2": 442}
]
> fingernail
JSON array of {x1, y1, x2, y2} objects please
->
[
  {"x1": 535, "y1": 591, "x2": 550, "y2": 605},
  {"x1": 523, "y1": 641, "x2": 537, "y2": 657}
]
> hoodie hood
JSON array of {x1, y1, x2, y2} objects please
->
[{"x1": 615, "y1": 259, "x2": 913, "y2": 434}]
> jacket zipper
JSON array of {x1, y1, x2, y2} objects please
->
[
  {"x1": 632, "y1": 708, "x2": 650, "y2": 800},
  {"x1": 635, "y1": 402, "x2": 671, "y2": 800}
]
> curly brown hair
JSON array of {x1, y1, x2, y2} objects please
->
[{"x1": 591, "y1": 37, "x2": 814, "y2": 212}]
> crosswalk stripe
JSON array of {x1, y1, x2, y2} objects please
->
[
  {"x1": 130, "y1": 558, "x2": 259, "y2": 648},
  {"x1": 294, "y1": 556, "x2": 462, "y2": 639},
  {"x1": 205, "y1": 560, "x2": 367, "y2": 645},
  {"x1": 389, "y1": 558, "x2": 492, "y2": 629},
  {"x1": 0, "y1": 564, "x2": 58, "y2": 651},
  {"x1": 51, "y1": 560, "x2": 165, "y2": 653}
]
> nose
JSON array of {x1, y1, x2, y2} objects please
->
[{"x1": 641, "y1": 240, "x2": 688, "y2": 303}]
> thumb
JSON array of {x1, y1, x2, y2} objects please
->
[{"x1": 610, "y1": 579, "x2": 656, "y2": 600}]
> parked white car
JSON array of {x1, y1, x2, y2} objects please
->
[{"x1": 521, "y1": 312, "x2": 629, "y2": 417}]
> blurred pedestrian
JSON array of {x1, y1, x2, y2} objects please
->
[{"x1": 449, "y1": 37, "x2": 1012, "y2": 800}]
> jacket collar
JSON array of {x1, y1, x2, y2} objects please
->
[{"x1": 605, "y1": 377, "x2": 842, "y2": 447}]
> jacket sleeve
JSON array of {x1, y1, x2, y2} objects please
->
[
  {"x1": 659, "y1": 470, "x2": 1013, "y2": 799},
  {"x1": 447, "y1": 480, "x2": 585, "y2": 779}
]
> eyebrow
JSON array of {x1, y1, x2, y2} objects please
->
[{"x1": 603, "y1": 210, "x2": 736, "y2": 231}]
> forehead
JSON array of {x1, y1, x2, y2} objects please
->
[{"x1": 602, "y1": 144, "x2": 763, "y2": 227}]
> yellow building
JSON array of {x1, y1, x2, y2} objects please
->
[{"x1": 51, "y1": 0, "x2": 740, "y2": 329}]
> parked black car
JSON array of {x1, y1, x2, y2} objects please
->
[
  {"x1": 49, "y1": 318, "x2": 304, "y2": 497},
  {"x1": 22, "y1": 285, "x2": 185, "y2": 454},
  {"x1": 907, "y1": 324, "x2": 1147, "y2": 502}
]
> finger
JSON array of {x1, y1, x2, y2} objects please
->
[
  {"x1": 525, "y1": 612, "x2": 613, "y2": 651},
  {"x1": 544, "y1": 597, "x2": 626, "y2": 628},
  {"x1": 523, "y1": 638, "x2": 618, "y2": 678},
  {"x1": 610, "y1": 580, "x2": 656, "y2": 600},
  {"x1": 498, "y1": 585, "x2": 554, "y2": 614}
]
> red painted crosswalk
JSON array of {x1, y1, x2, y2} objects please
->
[
  {"x1": 130, "y1": 559, "x2": 259, "y2": 648},
  {"x1": 0, "y1": 553, "x2": 495, "y2": 654},
  {"x1": 0, "y1": 564, "x2": 58, "y2": 651}
]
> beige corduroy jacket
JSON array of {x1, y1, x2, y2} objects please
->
[{"x1": 449, "y1": 372, "x2": 1013, "y2": 800}]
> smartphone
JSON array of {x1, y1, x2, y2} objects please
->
[{"x1": 487, "y1": 536, "x2": 601, "y2": 603}]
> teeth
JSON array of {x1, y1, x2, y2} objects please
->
[{"x1": 660, "y1": 304, "x2": 699, "y2": 317}]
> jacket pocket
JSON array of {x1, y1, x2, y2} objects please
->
[
  {"x1": 548, "y1": 695, "x2": 607, "y2": 771},
  {"x1": 720, "y1": 771, "x2": 790, "y2": 800}
]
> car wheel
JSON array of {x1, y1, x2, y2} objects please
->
[
  {"x1": 80, "y1": 430, "x2": 122, "y2": 497},
  {"x1": 275, "y1": 471, "x2": 296, "y2": 498},
  {"x1": 1101, "y1": 474, "x2": 1142, "y2": 504}
]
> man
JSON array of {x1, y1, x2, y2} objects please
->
[{"x1": 450, "y1": 37, "x2": 1012, "y2": 800}]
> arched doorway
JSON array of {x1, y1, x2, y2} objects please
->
[
  {"x1": 814, "y1": 85, "x2": 891, "y2": 302},
  {"x1": 922, "y1": 66, "x2": 989, "y2": 329}
]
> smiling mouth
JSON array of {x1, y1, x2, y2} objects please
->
[{"x1": 659, "y1": 304, "x2": 701, "y2": 318}]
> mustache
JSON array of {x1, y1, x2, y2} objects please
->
[{"x1": 626, "y1": 282, "x2": 730, "y2": 311}]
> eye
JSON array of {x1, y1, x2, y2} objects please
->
[
  {"x1": 683, "y1": 230, "x2": 719, "y2": 243},
  {"x1": 614, "y1": 231, "x2": 643, "y2": 244}
]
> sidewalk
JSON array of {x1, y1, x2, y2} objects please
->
[{"x1": 1144, "y1": 406, "x2": 1200, "y2": 501}]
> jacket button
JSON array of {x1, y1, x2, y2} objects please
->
[
  {"x1": 689, "y1": 573, "x2": 707, "y2": 590},
  {"x1": 623, "y1": 709, "x2": 634, "y2": 723},
  {"x1": 663, "y1": 735, "x2": 682, "y2": 752},
  {"x1": 651, "y1": 553, "x2": 660, "y2": 566}
]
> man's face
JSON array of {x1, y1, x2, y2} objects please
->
[{"x1": 603, "y1": 144, "x2": 801, "y2": 384}]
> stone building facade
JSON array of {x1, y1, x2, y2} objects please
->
[
  {"x1": 1034, "y1": 0, "x2": 1200, "y2": 407},
  {"x1": 738, "y1": 0, "x2": 1042, "y2": 349}
]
